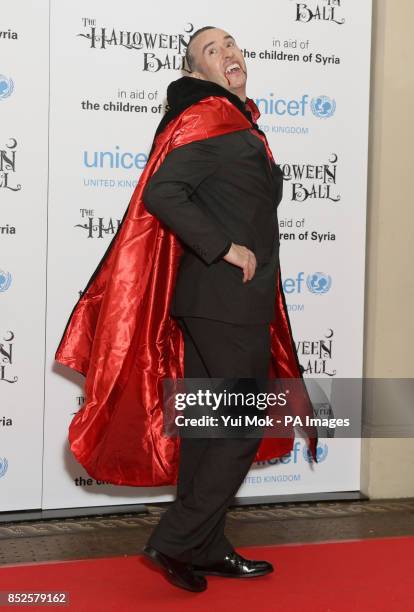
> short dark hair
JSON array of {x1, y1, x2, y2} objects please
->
[{"x1": 185, "y1": 26, "x2": 216, "y2": 72}]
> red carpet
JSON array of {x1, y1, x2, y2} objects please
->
[{"x1": 0, "y1": 537, "x2": 413, "y2": 611}]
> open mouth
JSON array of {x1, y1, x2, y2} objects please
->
[{"x1": 224, "y1": 62, "x2": 242, "y2": 77}]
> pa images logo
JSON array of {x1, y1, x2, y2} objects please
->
[
  {"x1": 311, "y1": 95, "x2": 336, "y2": 119},
  {"x1": 0, "y1": 457, "x2": 8, "y2": 478},
  {"x1": 0, "y1": 75, "x2": 14, "y2": 100}
]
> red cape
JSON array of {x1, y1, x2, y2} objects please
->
[{"x1": 55, "y1": 95, "x2": 317, "y2": 486}]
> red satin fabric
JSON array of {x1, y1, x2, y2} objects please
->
[{"x1": 55, "y1": 96, "x2": 316, "y2": 487}]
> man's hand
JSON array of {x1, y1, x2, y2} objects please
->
[{"x1": 223, "y1": 243, "x2": 257, "y2": 283}]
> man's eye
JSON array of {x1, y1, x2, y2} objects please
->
[
  {"x1": 227, "y1": 41, "x2": 234, "y2": 47},
  {"x1": 209, "y1": 48, "x2": 217, "y2": 55}
]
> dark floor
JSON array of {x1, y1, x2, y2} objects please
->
[{"x1": 1, "y1": 498, "x2": 413, "y2": 566}]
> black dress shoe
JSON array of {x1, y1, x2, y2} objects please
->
[
  {"x1": 142, "y1": 545, "x2": 207, "y2": 592},
  {"x1": 192, "y1": 551, "x2": 274, "y2": 578}
]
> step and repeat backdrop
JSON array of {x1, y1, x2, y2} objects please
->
[{"x1": 1, "y1": 0, "x2": 372, "y2": 511}]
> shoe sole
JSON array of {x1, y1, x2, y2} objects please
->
[
  {"x1": 193, "y1": 567, "x2": 274, "y2": 578},
  {"x1": 142, "y1": 549, "x2": 207, "y2": 592}
]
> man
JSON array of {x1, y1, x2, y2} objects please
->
[
  {"x1": 55, "y1": 24, "x2": 317, "y2": 595},
  {"x1": 141, "y1": 26, "x2": 286, "y2": 593}
]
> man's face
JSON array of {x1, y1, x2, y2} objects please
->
[{"x1": 189, "y1": 28, "x2": 247, "y2": 100}]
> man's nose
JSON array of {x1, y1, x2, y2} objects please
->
[{"x1": 223, "y1": 47, "x2": 235, "y2": 60}]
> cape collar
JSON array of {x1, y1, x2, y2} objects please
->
[
  {"x1": 245, "y1": 97, "x2": 261, "y2": 123},
  {"x1": 154, "y1": 76, "x2": 261, "y2": 140}
]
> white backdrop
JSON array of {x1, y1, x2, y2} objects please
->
[
  {"x1": 1, "y1": 0, "x2": 372, "y2": 511},
  {"x1": 0, "y1": 2, "x2": 49, "y2": 511}
]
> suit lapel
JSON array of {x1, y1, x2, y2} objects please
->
[{"x1": 239, "y1": 129, "x2": 269, "y2": 162}]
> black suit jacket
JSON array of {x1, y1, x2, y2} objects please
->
[{"x1": 143, "y1": 128, "x2": 283, "y2": 324}]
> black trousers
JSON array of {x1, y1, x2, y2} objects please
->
[{"x1": 147, "y1": 316, "x2": 271, "y2": 565}]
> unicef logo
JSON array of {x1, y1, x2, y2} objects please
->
[
  {"x1": 306, "y1": 272, "x2": 332, "y2": 295},
  {"x1": 303, "y1": 443, "x2": 328, "y2": 463},
  {"x1": 0, "y1": 457, "x2": 8, "y2": 478},
  {"x1": 0, "y1": 75, "x2": 14, "y2": 100},
  {"x1": 0, "y1": 270, "x2": 12, "y2": 292},
  {"x1": 311, "y1": 96, "x2": 336, "y2": 119}
]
